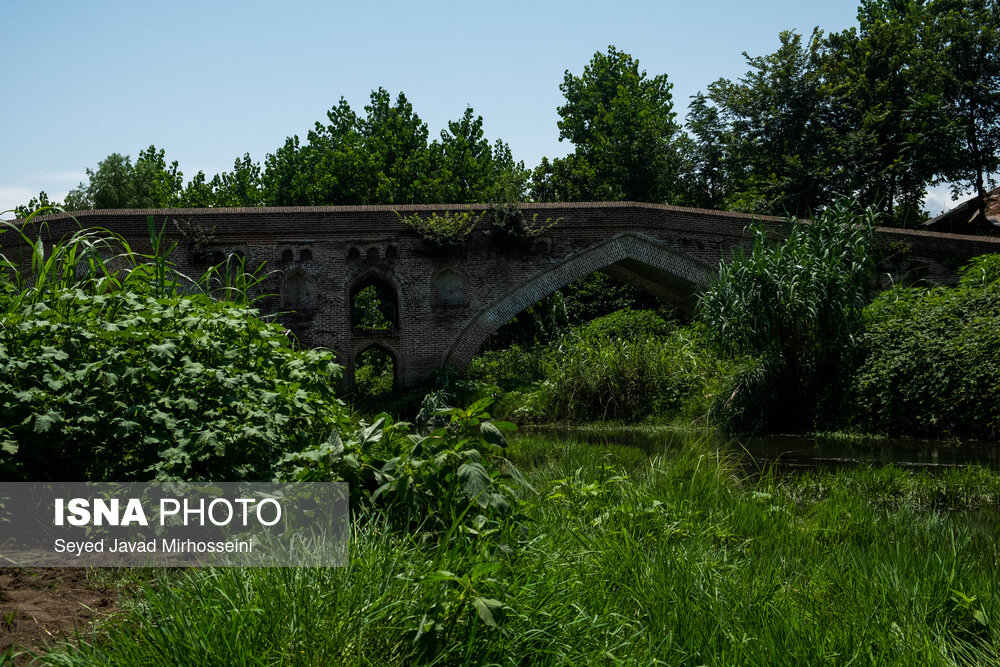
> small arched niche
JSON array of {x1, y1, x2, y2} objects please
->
[
  {"x1": 284, "y1": 271, "x2": 316, "y2": 310},
  {"x1": 351, "y1": 276, "x2": 399, "y2": 330},
  {"x1": 281, "y1": 249, "x2": 294, "y2": 263},
  {"x1": 435, "y1": 269, "x2": 465, "y2": 306},
  {"x1": 354, "y1": 346, "x2": 396, "y2": 396},
  {"x1": 300, "y1": 248, "x2": 313, "y2": 262},
  {"x1": 348, "y1": 247, "x2": 361, "y2": 260}
]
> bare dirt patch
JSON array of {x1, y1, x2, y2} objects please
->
[{"x1": 0, "y1": 567, "x2": 117, "y2": 663}]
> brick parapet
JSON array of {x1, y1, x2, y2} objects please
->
[{"x1": 4, "y1": 203, "x2": 994, "y2": 386}]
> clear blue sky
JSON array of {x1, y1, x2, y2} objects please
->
[{"x1": 0, "y1": 0, "x2": 962, "y2": 216}]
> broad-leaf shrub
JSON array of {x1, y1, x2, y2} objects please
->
[
  {"x1": 0, "y1": 216, "x2": 349, "y2": 481},
  {"x1": 0, "y1": 289, "x2": 348, "y2": 481},
  {"x1": 854, "y1": 255, "x2": 1000, "y2": 439},
  {"x1": 279, "y1": 398, "x2": 524, "y2": 531}
]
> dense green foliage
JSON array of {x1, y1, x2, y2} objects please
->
[
  {"x1": 465, "y1": 309, "x2": 731, "y2": 424},
  {"x1": 278, "y1": 399, "x2": 521, "y2": 532},
  {"x1": 353, "y1": 348, "x2": 395, "y2": 396},
  {"x1": 483, "y1": 272, "x2": 665, "y2": 351},
  {"x1": 33, "y1": 435, "x2": 1000, "y2": 665},
  {"x1": 0, "y1": 219, "x2": 349, "y2": 481},
  {"x1": 531, "y1": 46, "x2": 681, "y2": 203},
  {"x1": 854, "y1": 255, "x2": 1000, "y2": 439},
  {"x1": 0, "y1": 289, "x2": 346, "y2": 482},
  {"x1": 699, "y1": 202, "x2": 877, "y2": 432}
]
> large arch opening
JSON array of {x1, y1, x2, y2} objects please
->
[
  {"x1": 447, "y1": 234, "x2": 715, "y2": 423},
  {"x1": 354, "y1": 345, "x2": 396, "y2": 396},
  {"x1": 351, "y1": 276, "x2": 399, "y2": 331},
  {"x1": 445, "y1": 234, "x2": 713, "y2": 368}
]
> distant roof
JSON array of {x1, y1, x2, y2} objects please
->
[{"x1": 923, "y1": 187, "x2": 1000, "y2": 234}]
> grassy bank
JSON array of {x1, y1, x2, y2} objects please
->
[{"x1": 32, "y1": 435, "x2": 1000, "y2": 665}]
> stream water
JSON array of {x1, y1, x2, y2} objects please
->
[{"x1": 524, "y1": 426, "x2": 1000, "y2": 473}]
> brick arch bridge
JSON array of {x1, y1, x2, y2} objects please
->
[{"x1": 11, "y1": 202, "x2": 1000, "y2": 387}]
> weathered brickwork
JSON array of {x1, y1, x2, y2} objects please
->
[{"x1": 8, "y1": 202, "x2": 999, "y2": 386}]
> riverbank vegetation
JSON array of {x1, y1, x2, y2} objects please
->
[
  {"x1": 30, "y1": 435, "x2": 1000, "y2": 665},
  {"x1": 450, "y1": 200, "x2": 1000, "y2": 443},
  {"x1": 3, "y1": 207, "x2": 1000, "y2": 662},
  {"x1": 2, "y1": 0, "x2": 999, "y2": 659}
]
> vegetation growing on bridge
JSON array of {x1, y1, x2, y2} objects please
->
[{"x1": 394, "y1": 209, "x2": 485, "y2": 248}]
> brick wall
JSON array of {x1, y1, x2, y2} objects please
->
[{"x1": 7, "y1": 202, "x2": 998, "y2": 386}]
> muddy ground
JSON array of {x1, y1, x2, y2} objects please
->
[{"x1": 0, "y1": 568, "x2": 117, "y2": 664}]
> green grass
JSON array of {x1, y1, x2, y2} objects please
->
[{"x1": 28, "y1": 434, "x2": 1000, "y2": 666}]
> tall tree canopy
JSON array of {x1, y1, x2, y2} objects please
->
[
  {"x1": 930, "y1": 0, "x2": 1000, "y2": 222},
  {"x1": 532, "y1": 46, "x2": 681, "y2": 203},
  {"x1": 706, "y1": 30, "x2": 837, "y2": 218},
  {"x1": 261, "y1": 89, "x2": 524, "y2": 206}
]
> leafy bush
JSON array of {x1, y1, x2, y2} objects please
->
[
  {"x1": 573, "y1": 308, "x2": 673, "y2": 341},
  {"x1": 0, "y1": 216, "x2": 349, "y2": 481},
  {"x1": 537, "y1": 329, "x2": 719, "y2": 422},
  {"x1": 853, "y1": 255, "x2": 1000, "y2": 439},
  {"x1": 466, "y1": 310, "x2": 727, "y2": 424},
  {"x1": 396, "y1": 210, "x2": 484, "y2": 248},
  {"x1": 278, "y1": 398, "x2": 526, "y2": 531},
  {"x1": 354, "y1": 347, "x2": 395, "y2": 396},
  {"x1": 699, "y1": 200, "x2": 877, "y2": 432}
]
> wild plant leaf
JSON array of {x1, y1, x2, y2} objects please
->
[
  {"x1": 33, "y1": 411, "x2": 62, "y2": 434},
  {"x1": 472, "y1": 597, "x2": 503, "y2": 627},
  {"x1": 458, "y1": 461, "x2": 491, "y2": 499},
  {"x1": 480, "y1": 421, "x2": 507, "y2": 448}
]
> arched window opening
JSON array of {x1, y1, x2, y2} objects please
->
[
  {"x1": 284, "y1": 272, "x2": 316, "y2": 310},
  {"x1": 435, "y1": 269, "x2": 465, "y2": 306},
  {"x1": 300, "y1": 248, "x2": 313, "y2": 262},
  {"x1": 351, "y1": 278, "x2": 398, "y2": 330},
  {"x1": 348, "y1": 247, "x2": 361, "y2": 260},
  {"x1": 355, "y1": 347, "x2": 395, "y2": 396},
  {"x1": 281, "y1": 249, "x2": 294, "y2": 263},
  {"x1": 366, "y1": 247, "x2": 380, "y2": 260}
]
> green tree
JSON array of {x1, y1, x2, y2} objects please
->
[
  {"x1": 823, "y1": 1, "x2": 950, "y2": 226},
  {"x1": 709, "y1": 30, "x2": 838, "y2": 216},
  {"x1": 529, "y1": 154, "x2": 615, "y2": 202},
  {"x1": 931, "y1": 0, "x2": 1000, "y2": 223},
  {"x1": 178, "y1": 170, "x2": 216, "y2": 207},
  {"x1": 210, "y1": 153, "x2": 265, "y2": 206},
  {"x1": 260, "y1": 90, "x2": 519, "y2": 206},
  {"x1": 540, "y1": 46, "x2": 681, "y2": 203},
  {"x1": 12, "y1": 191, "x2": 61, "y2": 217},
  {"x1": 58, "y1": 145, "x2": 185, "y2": 210},
  {"x1": 432, "y1": 107, "x2": 528, "y2": 203},
  {"x1": 676, "y1": 92, "x2": 734, "y2": 209}
]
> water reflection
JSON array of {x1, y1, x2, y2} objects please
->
[{"x1": 523, "y1": 426, "x2": 1000, "y2": 473}]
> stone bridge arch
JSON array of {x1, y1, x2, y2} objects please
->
[{"x1": 443, "y1": 233, "x2": 714, "y2": 369}]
